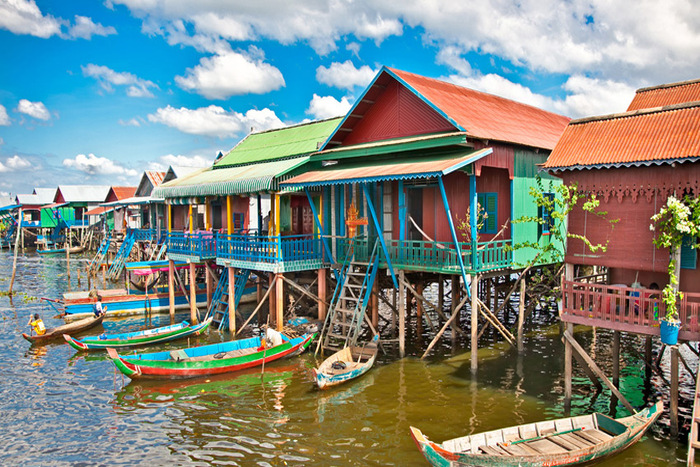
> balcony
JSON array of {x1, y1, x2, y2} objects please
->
[
  {"x1": 216, "y1": 233, "x2": 324, "y2": 273},
  {"x1": 561, "y1": 279, "x2": 700, "y2": 341},
  {"x1": 166, "y1": 231, "x2": 217, "y2": 262}
]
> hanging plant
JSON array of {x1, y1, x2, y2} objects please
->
[{"x1": 650, "y1": 195, "x2": 700, "y2": 324}]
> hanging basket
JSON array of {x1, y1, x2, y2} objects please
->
[{"x1": 659, "y1": 318, "x2": 681, "y2": 345}]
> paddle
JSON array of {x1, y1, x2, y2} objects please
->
[{"x1": 503, "y1": 427, "x2": 584, "y2": 446}]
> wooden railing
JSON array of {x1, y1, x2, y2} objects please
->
[
  {"x1": 167, "y1": 231, "x2": 217, "y2": 259},
  {"x1": 216, "y1": 233, "x2": 322, "y2": 264},
  {"x1": 561, "y1": 279, "x2": 700, "y2": 339}
]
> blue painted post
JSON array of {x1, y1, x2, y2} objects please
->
[
  {"x1": 398, "y1": 180, "x2": 406, "y2": 241},
  {"x1": 363, "y1": 183, "x2": 398, "y2": 289},
  {"x1": 304, "y1": 188, "x2": 334, "y2": 264},
  {"x1": 470, "y1": 174, "x2": 478, "y2": 272},
  {"x1": 438, "y1": 177, "x2": 471, "y2": 299}
]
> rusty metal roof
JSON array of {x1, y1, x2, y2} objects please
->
[
  {"x1": 145, "y1": 171, "x2": 166, "y2": 186},
  {"x1": 110, "y1": 186, "x2": 137, "y2": 200},
  {"x1": 282, "y1": 148, "x2": 492, "y2": 188},
  {"x1": 388, "y1": 68, "x2": 569, "y2": 150},
  {"x1": 628, "y1": 79, "x2": 700, "y2": 111},
  {"x1": 544, "y1": 101, "x2": 700, "y2": 170}
]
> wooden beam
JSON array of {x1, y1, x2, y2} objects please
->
[
  {"x1": 281, "y1": 274, "x2": 328, "y2": 307},
  {"x1": 562, "y1": 330, "x2": 636, "y2": 414},
  {"x1": 235, "y1": 276, "x2": 275, "y2": 337},
  {"x1": 671, "y1": 346, "x2": 679, "y2": 437},
  {"x1": 228, "y1": 266, "x2": 236, "y2": 334},
  {"x1": 421, "y1": 293, "x2": 470, "y2": 359},
  {"x1": 518, "y1": 276, "x2": 526, "y2": 353},
  {"x1": 275, "y1": 273, "x2": 284, "y2": 331},
  {"x1": 564, "y1": 323, "x2": 573, "y2": 403},
  {"x1": 168, "y1": 259, "x2": 175, "y2": 319},
  {"x1": 399, "y1": 270, "x2": 405, "y2": 358},
  {"x1": 398, "y1": 275, "x2": 450, "y2": 335},
  {"x1": 471, "y1": 275, "x2": 478, "y2": 372},
  {"x1": 189, "y1": 262, "x2": 197, "y2": 323},
  {"x1": 318, "y1": 268, "x2": 327, "y2": 320}
]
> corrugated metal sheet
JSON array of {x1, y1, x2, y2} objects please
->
[
  {"x1": 154, "y1": 157, "x2": 310, "y2": 198},
  {"x1": 544, "y1": 102, "x2": 700, "y2": 170},
  {"x1": 282, "y1": 148, "x2": 491, "y2": 187},
  {"x1": 215, "y1": 117, "x2": 342, "y2": 167},
  {"x1": 145, "y1": 171, "x2": 166, "y2": 187},
  {"x1": 56, "y1": 185, "x2": 111, "y2": 203},
  {"x1": 110, "y1": 186, "x2": 137, "y2": 200},
  {"x1": 326, "y1": 67, "x2": 570, "y2": 151},
  {"x1": 33, "y1": 188, "x2": 56, "y2": 204},
  {"x1": 628, "y1": 79, "x2": 700, "y2": 111}
]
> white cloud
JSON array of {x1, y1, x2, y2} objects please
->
[
  {"x1": 316, "y1": 61, "x2": 377, "y2": 91},
  {"x1": 0, "y1": 0, "x2": 62, "y2": 38},
  {"x1": 6, "y1": 155, "x2": 30, "y2": 170},
  {"x1": 0, "y1": 105, "x2": 9, "y2": 126},
  {"x1": 16, "y1": 99, "x2": 50, "y2": 120},
  {"x1": 68, "y1": 15, "x2": 116, "y2": 40},
  {"x1": 118, "y1": 117, "x2": 144, "y2": 127},
  {"x1": 175, "y1": 48, "x2": 285, "y2": 99},
  {"x1": 62, "y1": 153, "x2": 138, "y2": 176},
  {"x1": 306, "y1": 94, "x2": 352, "y2": 120},
  {"x1": 147, "y1": 154, "x2": 214, "y2": 172},
  {"x1": 148, "y1": 105, "x2": 284, "y2": 138},
  {"x1": 82, "y1": 64, "x2": 157, "y2": 98}
]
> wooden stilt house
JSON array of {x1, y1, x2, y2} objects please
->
[{"x1": 282, "y1": 66, "x2": 570, "y2": 359}]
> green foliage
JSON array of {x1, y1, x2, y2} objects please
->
[
  {"x1": 455, "y1": 203, "x2": 486, "y2": 242},
  {"x1": 650, "y1": 195, "x2": 700, "y2": 322}
]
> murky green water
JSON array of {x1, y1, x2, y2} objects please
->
[{"x1": 0, "y1": 250, "x2": 689, "y2": 465}]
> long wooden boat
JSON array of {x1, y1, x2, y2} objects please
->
[
  {"x1": 313, "y1": 334, "x2": 379, "y2": 389},
  {"x1": 63, "y1": 317, "x2": 213, "y2": 351},
  {"x1": 410, "y1": 401, "x2": 662, "y2": 467},
  {"x1": 107, "y1": 329, "x2": 316, "y2": 380},
  {"x1": 22, "y1": 314, "x2": 104, "y2": 344},
  {"x1": 37, "y1": 245, "x2": 84, "y2": 255},
  {"x1": 61, "y1": 287, "x2": 208, "y2": 322}
]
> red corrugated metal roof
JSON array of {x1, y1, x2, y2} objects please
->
[
  {"x1": 544, "y1": 102, "x2": 700, "y2": 169},
  {"x1": 111, "y1": 186, "x2": 137, "y2": 200},
  {"x1": 388, "y1": 68, "x2": 570, "y2": 150},
  {"x1": 85, "y1": 206, "x2": 111, "y2": 216},
  {"x1": 628, "y1": 79, "x2": 700, "y2": 111},
  {"x1": 146, "y1": 171, "x2": 166, "y2": 187}
]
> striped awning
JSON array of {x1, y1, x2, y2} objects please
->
[
  {"x1": 281, "y1": 148, "x2": 492, "y2": 188},
  {"x1": 153, "y1": 156, "x2": 309, "y2": 199}
]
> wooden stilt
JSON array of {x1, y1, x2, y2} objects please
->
[
  {"x1": 421, "y1": 293, "x2": 470, "y2": 359},
  {"x1": 564, "y1": 322, "x2": 573, "y2": 407},
  {"x1": 275, "y1": 273, "x2": 284, "y2": 332},
  {"x1": 612, "y1": 331, "x2": 620, "y2": 388},
  {"x1": 416, "y1": 281, "x2": 424, "y2": 336},
  {"x1": 671, "y1": 345, "x2": 679, "y2": 437},
  {"x1": 189, "y1": 262, "x2": 197, "y2": 323},
  {"x1": 268, "y1": 272, "x2": 275, "y2": 325},
  {"x1": 518, "y1": 275, "x2": 526, "y2": 353},
  {"x1": 438, "y1": 277, "x2": 444, "y2": 313},
  {"x1": 9, "y1": 208, "x2": 22, "y2": 293},
  {"x1": 228, "y1": 266, "x2": 236, "y2": 334},
  {"x1": 645, "y1": 336, "x2": 653, "y2": 382},
  {"x1": 168, "y1": 259, "x2": 175, "y2": 319},
  {"x1": 562, "y1": 329, "x2": 636, "y2": 414},
  {"x1": 471, "y1": 275, "x2": 479, "y2": 373},
  {"x1": 206, "y1": 262, "x2": 213, "y2": 309},
  {"x1": 372, "y1": 279, "x2": 379, "y2": 329},
  {"x1": 399, "y1": 270, "x2": 405, "y2": 358},
  {"x1": 318, "y1": 268, "x2": 327, "y2": 320}
]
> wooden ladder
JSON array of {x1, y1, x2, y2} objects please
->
[{"x1": 688, "y1": 359, "x2": 700, "y2": 466}]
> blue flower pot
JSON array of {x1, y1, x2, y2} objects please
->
[{"x1": 660, "y1": 319, "x2": 681, "y2": 345}]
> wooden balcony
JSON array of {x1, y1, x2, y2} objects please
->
[
  {"x1": 216, "y1": 233, "x2": 324, "y2": 273},
  {"x1": 167, "y1": 231, "x2": 217, "y2": 262},
  {"x1": 561, "y1": 279, "x2": 700, "y2": 341}
]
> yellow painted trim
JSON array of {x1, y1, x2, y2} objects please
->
[
  {"x1": 204, "y1": 197, "x2": 210, "y2": 231},
  {"x1": 188, "y1": 204, "x2": 193, "y2": 234},
  {"x1": 274, "y1": 194, "x2": 280, "y2": 236},
  {"x1": 167, "y1": 204, "x2": 172, "y2": 232},
  {"x1": 226, "y1": 195, "x2": 233, "y2": 234}
]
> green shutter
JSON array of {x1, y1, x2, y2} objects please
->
[
  {"x1": 681, "y1": 235, "x2": 697, "y2": 270},
  {"x1": 485, "y1": 193, "x2": 497, "y2": 233}
]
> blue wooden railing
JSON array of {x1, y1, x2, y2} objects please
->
[
  {"x1": 167, "y1": 231, "x2": 217, "y2": 259},
  {"x1": 216, "y1": 232, "x2": 322, "y2": 264}
]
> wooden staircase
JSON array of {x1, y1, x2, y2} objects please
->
[
  {"x1": 318, "y1": 239, "x2": 380, "y2": 353},
  {"x1": 688, "y1": 359, "x2": 700, "y2": 466},
  {"x1": 88, "y1": 232, "x2": 112, "y2": 274},
  {"x1": 107, "y1": 230, "x2": 136, "y2": 280},
  {"x1": 208, "y1": 268, "x2": 252, "y2": 331}
]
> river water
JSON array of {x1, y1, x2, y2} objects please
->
[{"x1": 0, "y1": 250, "x2": 690, "y2": 465}]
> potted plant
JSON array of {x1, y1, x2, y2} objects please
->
[{"x1": 651, "y1": 195, "x2": 700, "y2": 345}]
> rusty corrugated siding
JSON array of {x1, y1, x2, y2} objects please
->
[
  {"x1": 628, "y1": 79, "x2": 700, "y2": 111},
  {"x1": 544, "y1": 102, "x2": 700, "y2": 169},
  {"x1": 146, "y1": 171, "x2": 166, "y2": 187}
]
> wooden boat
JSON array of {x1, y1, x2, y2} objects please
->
[
  {"x1": 37, "y1": 245, "x2": 84, "y2": 255},
  {"x1": 22, "y1": 314, "x2": 105, "y2": 343},
  {"x1": 63, "y1": 317, "x2": 213, "y2": 351},
  {"x1": 107, "y1": 329, "x2": 316, "y2": 380},
  {"x1": 410, "y1": 400, "x2": 662, "y2": 467},
  {"x1": 313, "y1": 334, "x2": 379, "y2": 389}
]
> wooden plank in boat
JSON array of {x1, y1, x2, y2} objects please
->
[
  {"x1": 518, "y1": 423, "x2": 538, "y2": 440},
  {"x1": 478, "y1": 444, "x2": 508, "y2": 456},
  {"x1": 501, "y1": 427, "x2": 521, "y2": 443},
  {"x1": 547, "y1": 434, "x2": 581, "y2": 452},
  {"x1": 581, "y1": 428, "x2": 613, "y2": 442},
  {"x1": 554, "y1": 419, "x2": 574, "y2": 433},
  {"x1": 527, "y1": 439, "x2": 568, "y2": 454},
  {"x1": 498, "y1": 442, "x2": 536, "y2": 456},
  {"x1": 558, "y1": 432, "x2": 593, "y2": 449},
  {"x1": 573, "y1": 430, "x2": 605, "y2": 445},
  {"x1": 469, "y1": 434, "x2": 487, "y2": 453}
]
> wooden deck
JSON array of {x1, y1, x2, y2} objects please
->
[{"x1": 561, "y1": 279, "x2": 700, "y2": 341}]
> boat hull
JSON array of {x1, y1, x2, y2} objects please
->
[
  {"x1": 22, "y1": 315, "x2": 104, "y2": 343},
  {"x1": 314, "y1": 339, "x2": 378, "y2": 389},
  {"x1": 64, "y1": 317, "x2": 212, "y2": 350},
  {"x1": 410, "y1": 401, "x2": 663, "y2": 467},
  {"x1": 109, "y1": 332, "x2": 316, "y2": 380}
]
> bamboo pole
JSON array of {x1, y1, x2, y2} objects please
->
[
  {"x1": 236, "y1": 276, "x2": 275, "y2": 336},
  {"x1": 421, "y1": 293, "x2": 470, "y2": 359},
  {"x1": 8, "y1": 208, "x2": 22, "y2": 293},
  {"x1": 518, "y1": 276, "x2": 526, "y2": 353}
]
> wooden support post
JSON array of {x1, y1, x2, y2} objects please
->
[
  {"x1": 671, "y1": 345, "x2": 679, "y2": 437},
  {"x1": 168, "y1": 259, "x2": 175, "y2": 319},
  {"x1": 257, "y1": 277, "x2": 264, "y2": 323},
  {"x1": 564, "y1": 322, "x2": 573, "y2": 407},
  {"x1": 471, "y1": 275, "x2": 479, "y2": 373},
  {"x1": 102, "y1": 264, "x2": 107, "y2": 288},
  {"x1": 645, "y1": 336, "x2": 653, "y2": 382},
  {"x1": 9, "y1": 208, "x2": 22, "y2": 293},
  {"x1": 275, "y1": 273, "x2": 284, "y2": 332},
  {"x1": 66, "y1": 238, "x2": 71, "y2": 287},
  {"x1": 518, "y1": 275, "x2": 526, "y2": 353},
  {"x1": 399, "y1": 270, "x2": 405, "y2": 358},
  {"x1": 562, "y1": 329, "x2": 636, "y2": 414},
  {"x1": 189, "y1": 262, "x2": 197, "y2": 323},
  {"x1": 372, "y1": 279, "x2": 379, "y2": 330},
  {"x1": 318, "y1": 268, "x2": 327, "y2": 321},
  {"x1": 421, "y1": 293, "x2": 470, "y2": 359},
  {"x1": 416, "y1": 281, "x2": 424, "y2": 336},
  {"x1": 438, "y1": 277, "x2": 444, "y2": 313},
  {"x1": 612, "y1": 331, "x2": 620, "y2": 389},
  {"x1": 268, "y1": 272, "x2": 275, "y2": 325},
  {"x1": 228, "y1": 266, "x2": 236, "y2": 334},
  {"x1": 205, "y1": 262, "x2": 213, "y2": 309}
]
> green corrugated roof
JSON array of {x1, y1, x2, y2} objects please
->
[
  {"x1": 214, "y1": 117, "x2": 342, "y2": 167},
  {"x1": 153, "y1": 157, "x2": 310, "y2": 198}
]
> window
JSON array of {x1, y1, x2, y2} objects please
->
[
  {"x1": 233, "y1": 213, "x2": 244, "y2": 231},
  {"x1": 476, "y1": 192, "x2": 497, "y2": 234},
  {"x1": 539, "y1": 193, "x2": 555, "y2": 236},
  {"x1": 681, "y1": 235, "x2": 697, "y2": 270}
]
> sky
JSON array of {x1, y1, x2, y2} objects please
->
[{"x1": 0, "y1": 0, "x2": 699, "y2": 197}]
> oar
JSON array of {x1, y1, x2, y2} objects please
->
[{"x1": 504, "y1": 427, "x2": 583, "y2": 446}]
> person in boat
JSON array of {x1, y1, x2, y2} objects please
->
[
  {"x1": 93, "y1": 295, "x2": 107, "y2": 317},
  {"x1": 27, "y1": 313, "x2": 46, "y2": 336}
]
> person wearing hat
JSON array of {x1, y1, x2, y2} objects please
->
[{"x1": 27, "y1": 313, "x2": 46, "y2": 336}]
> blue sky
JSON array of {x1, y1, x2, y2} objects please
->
[{"x1": 0, "y1": 0, "x2": 699, "y2": 197}]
